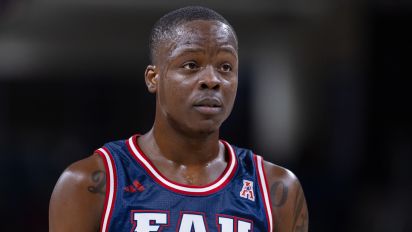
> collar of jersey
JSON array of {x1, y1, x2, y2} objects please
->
[{"x1": 126, "y1": 134, "x2": 238, "y2": 196}]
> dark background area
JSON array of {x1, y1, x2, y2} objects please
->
[{"x1": 0, "y1": 0, "x2": 411, "y2": 231}]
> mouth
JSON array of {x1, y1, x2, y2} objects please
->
[{"x1": 193, "y1": 98, "x2": 223, "y2": 114}]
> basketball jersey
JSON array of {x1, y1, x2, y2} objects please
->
[{"x1": 95, "y1": 135, "x2": 273, "y2": 232}]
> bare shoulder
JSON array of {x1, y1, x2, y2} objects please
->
[
  {"x1": 51, "y1": 154, "x2": 106, "y2": 197},
  {"x1": 263, "y1": 161, "x2": 300, "y2": 187},
  {"x1": 49, "y1": 154, "x2": 106, "y2": 232},
  {"x1": 263, "y1": 160, "x2": 309, "y2": 232},
  {"x1": 263, "y1": 161, "x2": 304, "y2": 200}
]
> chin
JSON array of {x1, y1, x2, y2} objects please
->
[
  {"x1": 195, "y1": 121, "x2": 222, "y2": 134},
  {"x1": 167, "y1": 114, "x2": 224, "y2": 137}
]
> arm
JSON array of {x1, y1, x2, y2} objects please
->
[
  {"x1": 264, "y1": 161, "x2": 309, "y2": 232},
  {"x1": 49, "y1": 154, "x2": 106, "y2": 232}
]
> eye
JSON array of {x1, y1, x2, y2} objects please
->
[
  {"x1": 220, "y1": 63, "x2": 232, "y2": 72},
  {"x1": 182, "y1": 61, "x2": 199, "y2": 70}
]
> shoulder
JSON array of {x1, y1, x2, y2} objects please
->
[
  {"x1": 262, "y1": 159, "x2": 309, "y2": 232},
  {"x1": 262, "y1": 160, "x2": 300, "y2": 189},
  {"x1": 262, "y1": 160, "x2": 303, "y2": 211},
  {"x1": 57, "y1": 154, "x2": 106, "y2": 192},
  {"x1": 49, "y1": 154, "x2": 106, "y2": 232}
]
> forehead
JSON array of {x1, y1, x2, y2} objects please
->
[
  {"x1": 159, "y1": 20, "x2": 238, "y2": 59},
  {"x1": 175, "y1": 20, "x2": 237, "y2": 46}
]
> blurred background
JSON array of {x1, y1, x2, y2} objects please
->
[{"x1": 0, "y1": 0, "x2": 411, "y2": 231}]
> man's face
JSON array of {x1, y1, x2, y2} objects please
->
[{"x1": 150, "y1": 20, "x2": 238, "y2": 136}]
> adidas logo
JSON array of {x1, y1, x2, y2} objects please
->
[{"x1": 124, "y1": 180, "x2": 145, "y2": 193}]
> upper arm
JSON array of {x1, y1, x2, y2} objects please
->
[
  {"x1": 263, "y1": 161, "x2": 309, "y2": 232},
  {"x1": 49, "y1": 154, "x2": 106, "y2": 232}
]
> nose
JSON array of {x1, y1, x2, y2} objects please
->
[{"x1": 198, "y1": 66, "x2": 221, "y2": 90}]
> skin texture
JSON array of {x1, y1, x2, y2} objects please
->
[
  {"x1": 49, "y1": 19, "x2": 308, "y2": 232},
  {"x1": 264, "y1": 162, "x2": 309, "y2": 232},
  {"x1": 49, "y1": 154, "x2": 105, "y2": 231}
]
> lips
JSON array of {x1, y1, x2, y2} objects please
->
[
  {"x1": 193, "y1": 97, "x2": 222, "y2": 107},
  {"x1": 193, "y1": 97, "x2": 223, "y2": 114}
]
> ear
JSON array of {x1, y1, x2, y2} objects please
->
[{"x1": 144, "y1": 65, "x2": 158, "y2": 93}]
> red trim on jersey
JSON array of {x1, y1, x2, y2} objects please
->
[
  {"x1": 126, "y1": 134, "x2": 238, "y2": 196},
  {"x1": 253, "y1": 154, "x2": 274, "y2": 232},
  {"x1": 95, "y1": 150, "x2": 108, "y2": 232},
  {"x1": 95, "y1": 147, "x2": 117, "y2": 232},
  {"x1": 260, "y1": 156, "x2": 274, "y2": 231}
]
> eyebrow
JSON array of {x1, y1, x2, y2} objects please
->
[
  {"x1": 219, "y1": 45, "x2": 238, "y2": 58},
  {"x1": 169, "y1": 44, "x2": 238, "y2": 59},
  {"x1": 170, "y1": 46, "x2": 206, "y2": 58}
]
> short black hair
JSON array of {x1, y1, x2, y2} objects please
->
[{"x1": 149, "y1": 6, "x2": 238, "y2": 64}]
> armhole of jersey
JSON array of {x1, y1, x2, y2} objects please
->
[
  {"x1": 254, "y1": 154, "x2": 274, "y2": 232},
  {"x1": 95, "y1": 147, "x2": 117, "y2": 232}
]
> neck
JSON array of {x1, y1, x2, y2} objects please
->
[{"x1": 140, "y1": 122, "x2": 222, "y2": 166}]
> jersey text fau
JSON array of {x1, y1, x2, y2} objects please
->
[{"x1": 131, "y1": 211, "x2": 252, "y2": 232}]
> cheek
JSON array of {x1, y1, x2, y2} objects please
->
[
  {"x1": 232, "y1": 78, "x2": 238, "y2": 94},
  {"x1": 224, "y1": 78, "x2": 238, "y2": 99},
  {"x1": 161, "y1": 75, "x2": 191, "y2": 103}
]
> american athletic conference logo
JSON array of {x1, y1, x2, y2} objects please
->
[{"x1": 239, "y1": 180, "x2": 255, "y2": 201}]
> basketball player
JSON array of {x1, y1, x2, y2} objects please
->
[{"x1": 49, "y1": 6, "x2": 308, "y2": 232}]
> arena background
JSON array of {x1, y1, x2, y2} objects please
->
[{"x1": 0, "y1": 0, "x2": 411, "y2": 231}]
